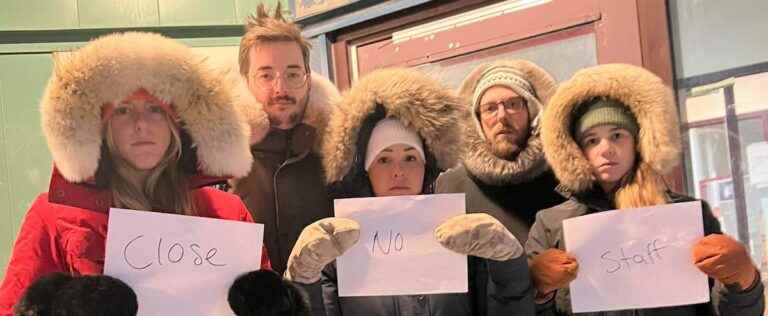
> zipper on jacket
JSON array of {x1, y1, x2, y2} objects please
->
[
  {"x1": 271, "y1": 125, "x2": 313, "y2": 268},
  {"x1": 272, "y1": 153, "x2": 307, "y2": 264}
]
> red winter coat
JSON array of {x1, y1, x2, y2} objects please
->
[{"x1": 0, "y1": 169, "x2": 271, "y2": 315}]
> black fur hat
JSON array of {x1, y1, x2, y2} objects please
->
[
  {"x1": 228, "y1": 270, "x2": 309, "y2": 316},
  {"x1": 51, "y1": 275, "x2": 138, "y2": 316},
  {"x1": 14, "y1": 274, "x2": 137, "y2": 316},
  {"x1": 14, "y1": 273, "x2": 73, "y2": 316}
]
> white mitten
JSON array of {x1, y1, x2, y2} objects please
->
[
  {"x1": 434, "y1": 213, "x2": 523, "y2": 261},
  {"x1": 284, "y1": 218, "x2": 360, "y2": 284}
]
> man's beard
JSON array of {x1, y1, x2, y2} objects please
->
[
  {"x1": 266, "y1": 95, "x2": 305, "y2": 129},
  {"x1": 489, "y1": 128, "x2": 529, "y2": 160},
  {"x1": 268, "y1": 111, "x2": 302, "y2": 128}
]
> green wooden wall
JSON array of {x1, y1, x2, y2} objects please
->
[
  {"x1": 0, "y1": 0, "x2": 283, "y2": 30},
  {"x1": 0, "y1": 54, "x2": 54, "y2": 275}
]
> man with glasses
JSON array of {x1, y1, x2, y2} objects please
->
[
  {"x1": 436, "y1": 60, "x2": 565, "y2": 243},
  {"x1": 232, "y1": 3, "x2": 339, "y2": 274}
]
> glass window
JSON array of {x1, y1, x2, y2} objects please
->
[
  {"x1": 414, "y1": 32, "x2": 597, "y2": 89},
  {"x1": 682, "y1": 72, "x2": 768, "y2": 297}
]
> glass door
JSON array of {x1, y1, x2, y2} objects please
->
[{"x1": 683, "y1": 72, "x2": 768, "y2": 292}]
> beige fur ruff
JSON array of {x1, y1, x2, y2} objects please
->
[
  {"x1": 541, "y1": 63, "x2": 680, "y2": 194},
  {"x1": 40, "y1": 32, "x2": 252, "y2": 182},
  {"x1": 457, "y1": 59, "x2": 558, "y2": 185},
  {"x1": 322, "y1": 68, "x2": 464, "y2": 184}
]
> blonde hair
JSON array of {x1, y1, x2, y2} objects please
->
[
  {"x1": 238, "y1": 3, "x2": 312, "y2": 77},
  {"x1": 614, "y1": 161, "x2": 668, "y2": 209},
  {"x1": 105, "y1": 116, "x2": 196, "y2": 215}
]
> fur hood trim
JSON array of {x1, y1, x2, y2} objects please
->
[
  {"x1": 457, "y1": 60, "x2": 558, "y2": 185},
  {"x1": 541, "y1": 63, "x2": 680, "y2": 194},
  {"x1": 40, "y1": 32, "x2": 252, "y2": 183},
  {"x1": 232, "y1": 73, "x2": 339, "y2": 150},
  {"x1": 322, "y1": 68, "x2": 463, "y2": 184}
]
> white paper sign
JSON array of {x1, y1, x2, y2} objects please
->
[
  {"x1": 104, "y1": 208, "x2": 264, "y2": 316},
  {"x1": 335, "y1": 194, "x2": 468, "y2": 297},
  {"x1": 563, "y1": 201, "x2": 710, "y2": 313}
]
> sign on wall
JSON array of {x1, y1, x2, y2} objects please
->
[{"x1": 294, "y1": 0, "x2": 356, "y2": 19}]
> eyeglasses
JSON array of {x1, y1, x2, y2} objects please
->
[
  {"x1": 250, "y1": 68, "x2": 308, "y2": 90},
  {"x1": 478, "y1": 98, "x2": 527, "y2": 118}
]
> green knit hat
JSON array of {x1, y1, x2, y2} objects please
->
[{"x1": 572, "y1": 98, "x2": 639, "y2": 142}]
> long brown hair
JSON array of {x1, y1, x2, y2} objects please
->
[
  {"x1": 104, "y1": 116, "x2": 196, "y2": 215},
  {"x1": 613, "y1": 159, "x2": 668, "y2": 209}
]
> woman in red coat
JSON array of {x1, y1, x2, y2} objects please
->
[{"x1": 0, "y1": 32, "x2": 270, "y2": 315}]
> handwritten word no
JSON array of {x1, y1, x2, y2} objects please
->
[
  {"x1": 371, "y1": 230, "x2": 404, "y2": 255},
  {"x1": 123, "y1": 235, "x2": 226, "y2": 270},
  {"x1": 600, "y1": 238, "x2": 668, "y2": 274}
]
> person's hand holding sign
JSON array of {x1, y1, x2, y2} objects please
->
[
  {"x1": 530, "y1": 249, "x2": 579, "y2": 297},
  {"x1": 434, "y1": 213, "x2": 523, "y2": 261},
  {"x1": 285, "y1": 218, "x2": 361, "y2": 284},
  {"x1": 692, "y1": 234, "x2": 759, "y2": 291}
]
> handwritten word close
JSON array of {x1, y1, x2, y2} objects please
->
[
  {"x1": 122, "y1": 235, "x2": 226, "y2": 270},
  {"x1": 600, "y1": 238, "x2": 668, "y2": 274}
]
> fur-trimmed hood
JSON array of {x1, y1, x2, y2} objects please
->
[
  {"x1": 232, "y1": 73, "x2": 339, "y2": 151},
  {"x1": 541, "y1": 64, "x2": 680, "y2": 194},
  {"x1": 322, "y1": 68, "x2": 463, "y2": 186},
  {"x1": 457, "y1": 60, "x2": 557, "y2": 185},
  {"x1": 40, "y1": 32, "x2": 252, "y2": 183}
]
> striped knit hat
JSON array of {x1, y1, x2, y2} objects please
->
[{"x1": 471, "y1": 65, "x2": 543, "y2": 140}]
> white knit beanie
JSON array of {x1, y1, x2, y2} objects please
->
[{"x1": 364, "y1": 118, "x2": 425, "y2": 171}]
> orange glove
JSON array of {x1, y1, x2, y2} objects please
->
[
  {"x1": 530, "y1": 248, "x2": 579, "y2": 295},
  {"x1": 692, "y1": 234, "x2": 758, "y2": 291}
]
